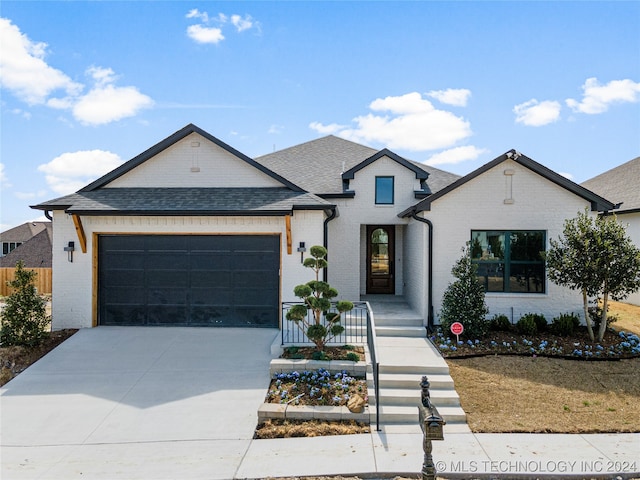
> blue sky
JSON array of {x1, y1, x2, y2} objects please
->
[{"x1": 1, "y1": 1, "x2": 639, "y2": 231}]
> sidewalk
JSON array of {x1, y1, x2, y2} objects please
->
[{"x1": 236, "y1": 428, "x2": 640, "y2": 479}]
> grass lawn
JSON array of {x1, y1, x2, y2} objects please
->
[{"x1": 447, "y1": 300, "x2": 640, "y2": 433}]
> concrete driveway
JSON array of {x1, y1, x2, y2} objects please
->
[{"x1": 1, "y1": 326, "x2": 279, "y2": 480}]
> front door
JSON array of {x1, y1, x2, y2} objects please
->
[{"x1": 366, "y1": 225, "x2": 395, "y2": 294}]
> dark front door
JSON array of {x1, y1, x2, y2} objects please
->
[
  {"x1": 366, "y1": 225, "x2": 395, "y2": 294},
  {"x1": 98, "y1": 234, "x2": 280, "y2": 327}
]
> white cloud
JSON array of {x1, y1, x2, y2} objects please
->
[
  {"x1": 0, "y1": 18, "x2": 153, "y2": 125},
  {"x1": 231, "y1": 14, "x2": 254, "y2": 32},
  {"x1": 187, "y1": 24, "x2": 225, "y2": 44},
  {"x1": 426, "y1": 88, "x2": 471, "y2": 107},
  {"x1": 312, "y1": 92, "x2": 472, "y2": 151},
  {"x1": 558, "y1": 172, "x2": 574, "y2": 180},
  {"x1": 309, "y1": 122, "x2": 347, "y2": 135},
  {"x1": 15, "y1": 190, "x2": 48, "y2": 200},
  {"x1": 71, "y1": 66, "x2": 153, "y2": 125},
  {"x1": 425, "y1": 146, "x2": 489, "y2": 166},
  {"x1": 268, "y1": 124, "x2": 284, "y2": 134},
  {"x1": 513, "y1": 99, "x2": 562, "y2": 126},
  {"x1": 185, "y1": 10, "x2": 259, "y2": 44},
  {"x1": 0, "y1": 163, "x2": 11, "y2": 187},
  {"x1": 0, "y1": 17, "x2": 82, "y2": 105},
  {"x1": 38, "y1": 150, "x2": 123, "y2": 194},
  {"x1": 566, "y1": 77, "x2": 640, "y2": 114}
]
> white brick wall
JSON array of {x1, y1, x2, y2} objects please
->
[
  {"x1": 326, "y1": 156, "x2": 419, "y2": 300},
  {"x1": 108, "y1": 133, "x2": 283, "y2": 188},
  {"x1": 421, "y1": 159, "x2": 596, "y2": 324},
  {"x1": 50, "y1": 210, "x2": 324, "y2": 329},
  {"x1": 618, "y1": 211, "x2": 640, "y2": 306}
]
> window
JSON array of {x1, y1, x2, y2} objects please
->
[
  {"x1": 471, "y1": 230, "x2": 545, "y2": 293},
  {"x1": 1, "y1": 242, "x2": 22, "y2": 256},
  {"x1": 375, "y1": 176, "x2": 394, "y2": 204}
]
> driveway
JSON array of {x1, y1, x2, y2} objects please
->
[{"x1": 1, "y1": 326, "x2": 279, "y2": 480}]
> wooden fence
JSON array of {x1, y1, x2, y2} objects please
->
[{"x1": 0, "y1": 268, "x2": 52, "y2": 296}]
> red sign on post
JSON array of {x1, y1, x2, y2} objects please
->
[
  {"x1": 450, "y1": 322, "x2": 464, "y2": 340},
  {"x1": 450, "y1": 322, "x2": 464, "y2": 335}
]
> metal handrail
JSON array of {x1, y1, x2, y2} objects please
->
[{"x1": 280, "y1": 300, "x2": 380, "y2": 431}]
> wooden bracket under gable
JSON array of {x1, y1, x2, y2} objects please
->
[
  {"x1": 72, "y1": 214, "x2": 87, "y2": 253},
  {"x1": 285, "y1": 214, "x2": 292, "y2": 255}
]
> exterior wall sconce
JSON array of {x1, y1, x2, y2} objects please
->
[
  {"x1": 297, "y1": 242, "x2": 306, "y2": 263},
  {"x1": 64, "y1": 241, "x2": 75, "y2": 263}
]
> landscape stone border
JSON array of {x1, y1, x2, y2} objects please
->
[{"x1": 258, "y1": 347, "x2": 373, "y2": 424}]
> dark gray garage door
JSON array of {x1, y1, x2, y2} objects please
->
[{"x1": 98, "y1": 235, "x2": 280, "y2": 327}]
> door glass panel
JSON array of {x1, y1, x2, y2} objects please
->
[{"x1": 371, "y1": 228, "x2": 389, "y2": 275}]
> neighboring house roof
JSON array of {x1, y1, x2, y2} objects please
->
[
  {"x1": 581, "y1": 156, "x2": 640, "y2": 214},
  {"x1": 0, "y1": 221, "x2": 50, "y2": 243},
  {"x1": 80, "y1": 124, "x2": 305, "y2": 193},
  {"x1": 0, "y1": 226, "x2": 52, "y2": 268},
  {"x1": 255, "y1": 135, "x2": 460, "y2": 197},
  {"x1": 31, "y1": 188, "x2": 332, "y2": 216},
  {"x1": 400, "y1": 150, "x2": 616, "y2": 217}
]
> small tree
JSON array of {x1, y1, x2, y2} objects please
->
[
  {"x1": 439, "y1": 244, "x2": 489, "y2": 338},
  {"x1": 0, "y1": 261, "x2": 51, "y2": 347},
  {"x1": 545, "y1": 209, "x2": 640, "y2": 342},
  {"x1": 286, "y1": 246, "x2": 353, "y2": 352}
]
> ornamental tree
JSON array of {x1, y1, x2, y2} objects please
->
[
  {"x1": 0, "y1": 261, "x2": 51, "y2": 347},
  {"x1": 286, "y1": 245, "x2": 353, "y2": 352},
  {"x1": 545, "y1": 209, "x2": 640, "y2": 342},
  {"x1": 439, "y1": 243, "x2": 489, "y2": 338}
]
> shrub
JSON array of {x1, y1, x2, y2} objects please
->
[
  {"x1": 439, "y1": 244, "x2": 490, "y2": 338},
  {"x1": 551, "y1": 313, "x2": 581, "y2": 337},
  {"x1": 489, "y1": 314, "x2": 511, "y2": 332},
  {"x1": 516, "y1": 315, "x2": 537, "y2": 336},
  {"x1": 519, "y1": 313, "x2": 547, "y2": 333},
  {"x1": 588, "y1": 301, "x2": 618, "y2": 331},
  {"x1": 344, "y1": 352, "x2": 360, "y2": 362},
  {"x1": 286, "y1": 246, "x2": 354, "y2": 352},
  {"x1": 0, "y1": 261, "x2": 50, "y2": 347}
]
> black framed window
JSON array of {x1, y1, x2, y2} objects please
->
[
  {"x1": 471, "y1": 230, "x2": 546, "y2": 293},
  {"x1": 375, "y1": 176, "x2": 394, "y2": 204}
]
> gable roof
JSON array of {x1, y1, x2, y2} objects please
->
[
  {"x1": 0, "y1": 221, "x2": 50, "y2": 243},
  {"x1": 400, "y1": 149, "x2": 616, "y2": 217},
  {"x1": 0, "y1": 226, "x2": 52, "y2": 268},
  {"x1": 31, "y1": 188, "x2": 332, "y2": 216},
  {"x1": 80, "y1": 124, "x2": 305, "y2": 192},
  {"x1": 342, "y1": 148, "x2": 430, "y2": 182},
  {"x1": 255, "y1": 135, "x2": 460, "y2": 196},
  {"x1": 581, "y1": 156, "x2": 640, "y2": 214}
]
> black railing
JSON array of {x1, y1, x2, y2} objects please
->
[{"x1": 280, "y1": 301, "x2": 380, "y2": 431}]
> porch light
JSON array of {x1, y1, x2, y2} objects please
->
[{"x1": 297, "y1": 242, "x2": 306, "y2": 263}]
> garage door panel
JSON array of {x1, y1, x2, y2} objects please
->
[
  {"x1": 147, "y1": 306, "x2": 188, "y2": 325},
  {"x1": 99, "y1": 234, "x2": 279, "y2": 327}
]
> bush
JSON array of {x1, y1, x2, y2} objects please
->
[
  {"x1": 588, "y1": 301, "x2": 618, "y2": 331},
  {"x1": 519, "y1": 313, "x2": 547, "y2": 333},
  {"x1": 439, "y1": 244, "x2": 490, "y2": 338},
  {"x1": 551, "y1": 313, "x2": 581, "y2": 337},
  {"x1": 516, "y1": 315, "x2": 537, "y2": 336},
  {"x1": 489, "y1": 314, "x2": 511, "y2": 332},
  {"x1": 0, "y1": 261, "x2": 50, "y2": 347},
  {"x1": 344, "y1": 352, "x2": 360, "y2": 362}
]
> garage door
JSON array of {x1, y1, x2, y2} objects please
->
[{"x1": 98, "y1": 235, "x2": 280, "y2": 327}]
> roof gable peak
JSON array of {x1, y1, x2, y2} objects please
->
[{"x1": 342, "y1": 148, "x2": 430, "y2": 181}]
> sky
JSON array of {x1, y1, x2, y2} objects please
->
[{"x1": 1, "y1": 1, "x2": 639, "y2": 231}]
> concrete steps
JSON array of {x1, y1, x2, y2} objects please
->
[{"x1": 366, "y1": 297, "x2": 467, "y2": 428}]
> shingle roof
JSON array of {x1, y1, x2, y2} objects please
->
[
  {"x1": 581, "y1": 156, "x2": 640, "y2": 213},
  {"x1": 31, "y1": 188, "x2": 332, "y2": 216},
  {"x1": 0, "y1": 221, "x2": 50, "y2": 243},
  {"x1": 0, "y1": 227, "x2": 52, "y2": 268},
  {"x1": 255, "y1": 135, "x2": 460, "y2": 196}
]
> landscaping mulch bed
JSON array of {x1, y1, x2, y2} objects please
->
[
  {"x1": 432, "y1": 326, "x2": 640, "y2": 360},
  {"x1": 281, "y1": 345, "x2": 365, "y2": 361},
  {"x1": 0, "y1": 329, "x2": 77, "y2": 386},
  {"x1": 254, "y1": 418, "x2": 370, "y2": 439}
]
